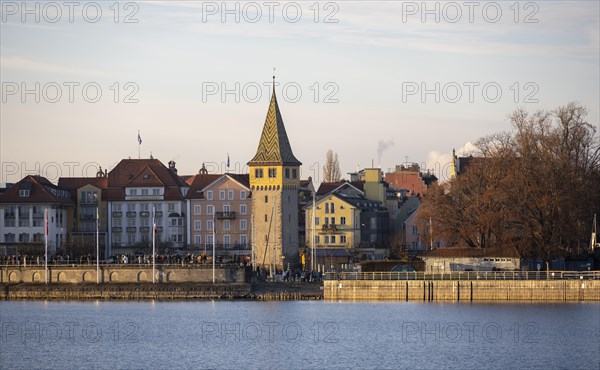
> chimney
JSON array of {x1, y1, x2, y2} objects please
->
[{"x1": 168, "y1": 160, "x2": 177, "y2": 174}]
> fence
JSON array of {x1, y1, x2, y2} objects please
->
[{"x1": 324, "y1": 271, "x2": 600, "y2": 281}]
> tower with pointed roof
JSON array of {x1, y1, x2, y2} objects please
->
[{"x1": 249, "y1": 81, "x2": 301, "y2": 270}]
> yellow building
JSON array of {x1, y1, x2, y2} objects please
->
[
  {"x1": 305, "y1": 176, "x2": 390, "y2": 267},
  {"x1": 248, "y1": 85, "x2": 301, "y2": 270}
]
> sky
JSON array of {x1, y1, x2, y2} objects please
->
[{"x1": 1, "y1": 0, "x2": 599, "y2": 185}]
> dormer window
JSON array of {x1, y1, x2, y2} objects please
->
[
  {"x1": 143, "y1": 174, "x2": 150, "y2": 179},
  {"x1": 19, "y1": 189, "x2": 30, "y2": 197}
]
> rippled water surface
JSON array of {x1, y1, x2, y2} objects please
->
[{"x1": 1, "y1": 300, "x2": 598, "y2": 369}]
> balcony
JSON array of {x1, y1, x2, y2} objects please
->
[
  {"x1": 80, "y1": 214, "x2": 96, "y2": 220},
  {"x1": 155, "y1": 211, "x2": 163, "y2": 217},
  {"x1": 215, "y1": 211, "x2": 236, "y2": 220},
  {"x1": 18, "y1": 213, "x2": 30, "y2": 219},
  {"x1": 4, "y1": 213, "x2": 15, "y2": 219},
  {"x1": 112, "y1": 211, "x2": 123, "y2": 217},
  {"x1": 80, "y1": 200, "x2": 98, "y2": 206},
  {"x1": 112, "y1": 227, "x2": 123, "y2": 232},
  {"x1": 140, "y1": 226, "x2": 150, "y2": 233},
  {"x1": 140, "y1": 211, "x2": 150, "y2": 218},
  {"x1": 156, "y1": 226, "x2": 163, "y2": 233},
  {"x1": 32, "y1": 212, "x2": 44, "y2": 219},
  {"x1": 321, "y1": 224, "x2": 340, "y2": 233},
  {"x1": 126, "y1": 227, "x2": 137, "y2": 233},
  {"x1": 126, "y1": 211, "x2": 137, "y2": 218}
]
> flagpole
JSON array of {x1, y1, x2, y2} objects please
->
[
  {"x1": 212, "y1": 211, "x2": 215, "y2": 283},
  {"x1": 96, "y1": 202, "x2": 100, "y2": 284},
  {"x1": 312, "y1": 189, "x2": 316, "y2": 272},
  {"x1": 45, "y1": 208, "x2": 48, "y2": 284},
  {"x1": 152, "y1": 205, "x2": 156, "y2": 284},
  {"x1": 138, "y1": 130, "x2": 142, "y2": 159}
]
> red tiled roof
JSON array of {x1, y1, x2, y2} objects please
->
[
  {"x1": 108, "y1": 159, "x2": 187, "y2": 187},
  {"x1": 58, "y1": 177, "x2": 108, "y2": 190},
  {"x1": 106, "y1": 159, "x2": 188, "y2": 201},
  {"x1": 185, "y1": 173, "x2": 250, "y2": 199},
  {"x1": 186, "y1": 174, "x2": 221, "y2": 199},
  {"x1": 227, "y1": 173, "x2": 250, "y2": 188},
  {"x1": 0, "y1": 176, "x2": 74, "y2": 205},
  {"x1": 126, "y1": 165, "x2": 164, "y2": 187}
]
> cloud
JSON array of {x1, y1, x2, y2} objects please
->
[
  {"x1": 425, "y1": 142, "x2": 476, "y2": 182},
  {"x1": 0, "y1": 56, "x2": 108, "y2": 77}
]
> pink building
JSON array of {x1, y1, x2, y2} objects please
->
[{"x1": 186, "y1": 172, "x2": 251, "y2": 260}]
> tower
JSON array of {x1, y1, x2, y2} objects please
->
[{"x1": 249, "y1": 83, "x2": 301, "y2": 271}]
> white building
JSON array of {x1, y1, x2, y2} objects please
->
[
  {"x1": 0, "y1": 176, "x2": 72, "y2": 256},
  {"x1": 105, "y1": 159, "x2": 189, "y2": 255}
]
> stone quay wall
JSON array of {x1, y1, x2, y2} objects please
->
[
  {"x1": 324, "y1": 280, "x2": 600, "y2": 301},
  {"x1": 0, "y1": 265, "x2": 246, "y2": 284}
]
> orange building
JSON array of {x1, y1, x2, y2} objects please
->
[{"x1": 384, "y1": 164, "x2": 437, "y2": 196}]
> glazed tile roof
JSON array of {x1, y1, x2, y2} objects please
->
[{"x1": 248, "y1": 88, "x2": 301, "y2": 166}]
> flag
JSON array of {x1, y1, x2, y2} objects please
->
[
  {"x1": 138, "y1": 131, "x2": 142, "y2": 145},
  {"x1": 227, "y1": 153, "x2": 230, "y2": 169},
  {"x1": 152, "y1": 206, "x2": 156, "y2": 234}
]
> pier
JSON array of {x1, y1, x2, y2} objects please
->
[{"x1": 323, "y1": 271, "x2": 600, "y2": 301}]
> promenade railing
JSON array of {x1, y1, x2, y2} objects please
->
[{"x1": 324, "y1": 271, "x2": 600, "y2": 281}]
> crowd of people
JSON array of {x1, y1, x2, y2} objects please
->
[
  {"x1": 255, "y1": 266, "x2": 323, "y2": 282},
  {"x1": 1, "y1": 254, "x2": 324, "y2": 283},
  {"x1": 0, "y1": 252, "x2": 248, "y2": 266}
]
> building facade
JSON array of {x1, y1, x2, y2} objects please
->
[
  {"x1": 0, "y1": 176, "x2": 73, "y2": 256},
  {"x1": 305, "y1": 170, "x2": 390, "y2": 263},
  {"x1": 186, "y1": 173, "x2": 251, "y2": 259},
  {"x1": 58, "y1": 174, "x2": 109, "y2": 258},
  {"x1": 384, "y1": 163, "x2": 437, "y2": 196},
  {"x1": 105, "y1": 159, "x2": 189, "y2": 256}
]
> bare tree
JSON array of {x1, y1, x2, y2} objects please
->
[
  {"x1": 419, "y1": 102, "x2": 600, "y2": 263},
  {"x1": 323, "y1": 150, "x2": 341, "y2": 183}
]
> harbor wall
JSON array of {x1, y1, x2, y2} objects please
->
[
  {"x1": 324, "y1": 280, "x2": 600, "y2": 301},
  {"x1": 0, "y1": 265, "x2": 245, "y2": 284}
]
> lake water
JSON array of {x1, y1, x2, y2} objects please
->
[{"x1": 0, "y1": 301, "x2": 598, "y2": 369}]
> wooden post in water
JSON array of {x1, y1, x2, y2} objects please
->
[{"x1": 470, "y1": 281, "x2": 473, "y2": 302}]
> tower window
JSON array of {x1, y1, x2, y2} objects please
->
[
  {"x1": 265, "y1": 214, "x2": 268, "y2": 222},
  {"x1": 292, "y1": 169, "x2": 297, "y2": 179},
  {"x1": 285, "y1": 168, "x2": 290, "y2": 178},
  {"x1": 268, "y1": 168, "x2": 277, "y2": 178},
  {"x1": 264, "y1": 195, "x2": 268, "y2": 203},
  {"x1": 255, "y1": 168, "x2": 264, "y2": 178}
]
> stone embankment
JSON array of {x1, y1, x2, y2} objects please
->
[
  {"x1": 324, "y1": 280, "x2": 600, "y2": 301},
  {"x1": 0, "y1": 282, "x2": 324, "y2": 301}
]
